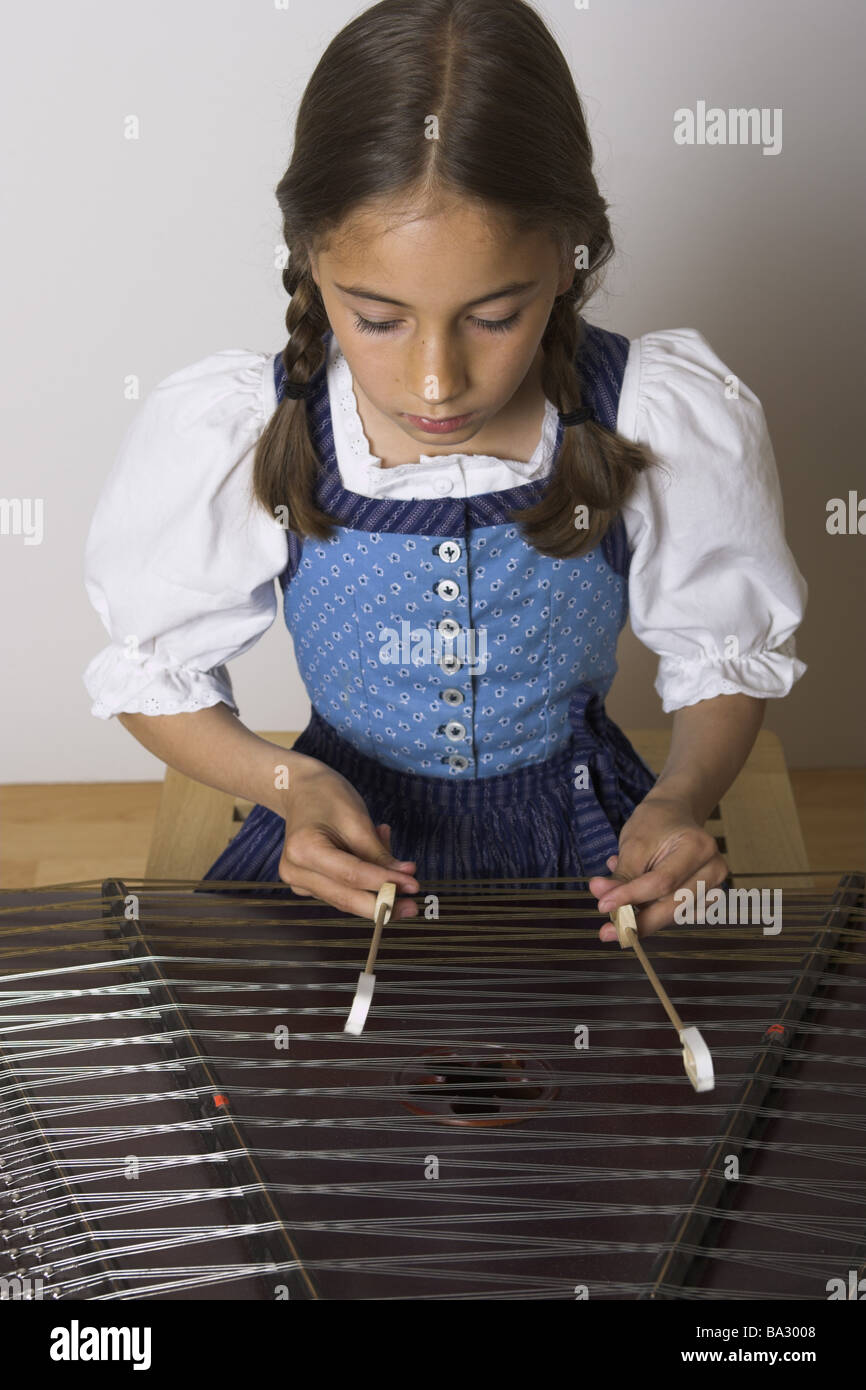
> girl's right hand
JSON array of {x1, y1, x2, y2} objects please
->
[{"x1": 276, "y1": 755, "x2": 419, "y2": 921}]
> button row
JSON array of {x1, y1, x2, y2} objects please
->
[{"x1": 435, "y1": 539, "x2": 467, "y2": 770}]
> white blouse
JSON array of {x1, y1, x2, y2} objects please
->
[{"x1": 82, "y1": 327, "x2": 807, "y2": 720}]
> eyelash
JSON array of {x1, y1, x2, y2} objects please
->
[{"x1": 352, "y1": 312, "x2": 521, "y2": 337}]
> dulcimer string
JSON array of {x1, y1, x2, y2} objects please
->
[{"x1": 0, "y1": 872, "x2": 863, "y2": 1299}]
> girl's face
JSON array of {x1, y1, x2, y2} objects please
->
[{"x1": 308, "y1": 193, "x2": 573, "y2": 453}]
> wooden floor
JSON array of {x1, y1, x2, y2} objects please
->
[{"x1": 0, "y1": 770, "x2": 862, "y2": 890}]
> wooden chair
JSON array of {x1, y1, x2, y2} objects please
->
[{"x1": 145, "y1": 728, "x2": 812, "y2": 887}]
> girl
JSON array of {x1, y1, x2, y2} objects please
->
[{"x1": 83, "y1": 0, "x2": 807, "y2": 942}]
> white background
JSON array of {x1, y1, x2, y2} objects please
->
[{"x1": 1, "y1": 0, "x2": 863, "y2": 782}]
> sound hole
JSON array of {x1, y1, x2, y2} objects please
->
[{"x1": 396, "y1": 1045, "x2": 558, "y2": 1127}]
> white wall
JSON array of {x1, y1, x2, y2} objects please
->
[{"x1": 1, "y1": 0, "x2": 863, "y2": 783}]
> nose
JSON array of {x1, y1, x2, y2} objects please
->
[{"x1": 408, "y1": 336, "x2": 467, "y2": 408}]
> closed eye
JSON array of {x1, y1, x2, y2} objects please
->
[{"x1": 352, "y1": 312, "x2": 522, "y2": 337}]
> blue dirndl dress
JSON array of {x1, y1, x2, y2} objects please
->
[{"x1": 201, "y1": 319, "x2": 658, "y2": 887}]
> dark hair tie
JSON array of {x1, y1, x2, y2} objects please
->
[
  {"x1": 558, "y1": 405, "x2": 593, "y2": 427},
  {"x1": 283, "y1": 379, "x2": 310, "y2": 400}
]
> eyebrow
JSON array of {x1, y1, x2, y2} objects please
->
[{"x1": 332, "y1": 279, "x2": 539, "y2": 309}]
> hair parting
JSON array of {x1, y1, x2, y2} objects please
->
[{"x1": 252, "y1": 0, "x2": 658, "y2": 557}]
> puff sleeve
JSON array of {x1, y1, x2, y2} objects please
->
[
  {"x1": 82, "y1": 349, "x2": 288, "y2": 719},
  {"x1": 618, "y1": 328, "x2": 807, "y2": 713}
]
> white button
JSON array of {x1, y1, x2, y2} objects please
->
[
  {"x1": 440, "y1": 653, "x2": 462, "y2": 675},
  {"x1": 444, "y1": 721, "x2": 466, "y2": 741},
  {"x1": 433, "y1": 477, "x2": 454, "y2": 496},
  {"x1": 436, "y1": 540, "x2": 461, "y2": 564},
  {"x1": 441, "y1": 688, "x2": 463, "y2": 706},
  {"x1": 446, "y1": 754, "x2": 469, "y2": 772},
  {"x1": 435, "y1": 578, "x2": 460, "y2": 601},
  {"x1": 437, "y1": 618, "x2": 461, "y2": 640}
]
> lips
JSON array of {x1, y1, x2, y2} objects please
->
[{"x1": 403, "y1": 412, "x2": 475, "y2": 432}]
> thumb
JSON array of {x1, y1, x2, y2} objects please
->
[
  {"x1": 376, "y1": 822, "x2": 416, "y2": 872},
  {"x1": 611, "y1": 837, "x2": 653, "y2": 885}
]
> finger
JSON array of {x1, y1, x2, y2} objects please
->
[
  {"x1": 592, "y1": 856, "x2": 634, "y2": 942},
  {"x1": 588, "y1": 871, "x2": 623, "y2": 900},
  {"x1": 278, "y1": 864, "x2": 413, "y2": 924},
  {"x1": 595, "y1": 834, "x2": 717, "y2": 916},
  {"x1": 599, "y1": 851, "x2": 728, "y2": 942},
  {"x1": 587, "y1": 854, "x2": 623, "y2": 900},
  {"x1": 337, "y1": 817, "x2": 417, "y2": 880},
  {"x1": 595, "y1": 833, "x2": 719, "y2": 938},
  {"x1": 283, "y1": 826, "x2": 418, "y2": 895},
  {"x1": 284, "y1": 845, "x2": 418, "y2": 900},
  {"x1": 597, "y1": 867, "x2": 635, "y2": 942},
  {"x1": 630, "y1": 853, "x2": 728, "y2": 937},
  {"x1": 375, "y1": 825, "x2": 412, "y2": 912}
]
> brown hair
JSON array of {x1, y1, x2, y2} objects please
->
[{"x1": 252, "y1": 0, "x2": 657, "y2": 557}]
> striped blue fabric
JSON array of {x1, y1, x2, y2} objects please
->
[{"x1": 202, "y1": 690, "x2": 657, "y2": 886}]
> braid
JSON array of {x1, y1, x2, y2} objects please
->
[
  {"x1": 540, "y1": 289, "x2": 584, "y2": 415},
  {"x1": 251, "y1": 253, "x2": 335, "y2": 541},
  {"x1": 280, "y1": 258, "x2": 329, "y2": 383},
  {"x1": 516, "y1": 288, "x2": 654, "y2": 558}
]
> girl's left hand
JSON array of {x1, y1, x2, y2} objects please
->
[{"x1": 588, "y1": 794, "x2": 727, "y2": 942}]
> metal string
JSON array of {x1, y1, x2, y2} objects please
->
[{"x1": 1, "y1": 875, "x2": 863, "y2": 1300}]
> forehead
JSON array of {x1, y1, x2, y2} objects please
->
[{"x1": 316, "y1": 193, "x2": 558, "y2": 305}]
